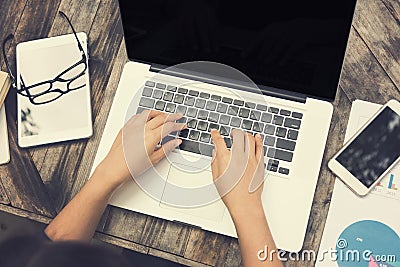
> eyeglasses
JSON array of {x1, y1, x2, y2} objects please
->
[{"x1": 2, "y1": 11, "x2": 88, "y2": 105}]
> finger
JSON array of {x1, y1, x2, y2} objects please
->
[
  {"x1": 158, "y1": 122, "x2": 187, "y2": 140},
  {"x1": 150, "y1": 139, "x2": 182, "y2": 164},
  {"x1": 245, "y1": 132, "x2": 256, "y2": 156},
  {"x1": 255, "y1": 134, "x2": 264, "y2": 161},
  {"x1": 211, "y1": 129, "x2": 228, "y2": 155},
  {"x1": 230, "y1": 129, "x2": 245, "y2": 153},
  {"x1": 147, "y1": 112, "x2": 183, "y2": 129},
  {"x1": 210, "y1": 149, "x2": 219, "y2": 180},
  {"x1": 141, "y1": 110, "x2": 163, "y2": 122}
]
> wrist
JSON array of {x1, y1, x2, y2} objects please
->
[
  {"x1": 229, "y1": 201, "x2": 265, "y2": 225},
  {"x1": 91, "y1": 163, "x2": 123, "y2": 195}
]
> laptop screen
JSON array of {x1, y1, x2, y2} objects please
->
[{"x1": 118, "y1": 0, "x2": 357, "y2": 101}]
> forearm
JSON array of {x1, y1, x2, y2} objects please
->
[
  {"x1": 231, "y1": 205, "x2": 284, "y2": 267},
  {"x1": 45, "y1": 166, "x2": 118, "y2": 242}
]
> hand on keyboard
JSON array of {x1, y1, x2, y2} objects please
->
[
  {"x1": 210, "y1": 129, "x2": 265, "y2": 218},
  {"x1": 100, "y1": 110, "x2": 186, "y2": 187}
]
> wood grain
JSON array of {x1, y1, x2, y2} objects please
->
[{"x1": 0, "y1": 0, "x2": 399, "y2": 266}]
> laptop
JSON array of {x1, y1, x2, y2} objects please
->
[{"x1": 91, "y1": 0, "x2": 357, "y2": 252}]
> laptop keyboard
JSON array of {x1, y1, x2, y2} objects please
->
[{"x1": 136, "y1": 81, "x2": 304, "y2": 176}]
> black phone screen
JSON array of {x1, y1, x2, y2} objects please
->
[{"x1": 337, "y1": 107, "x2": 400, "y2": 188}]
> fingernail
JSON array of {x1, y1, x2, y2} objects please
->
[{"x1": 176, "y1": 139, "x2": 182, "y2": 146}]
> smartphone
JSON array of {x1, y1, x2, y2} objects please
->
[{"x1": 328, "y1": 99, "x2": 400, "y2": 196}]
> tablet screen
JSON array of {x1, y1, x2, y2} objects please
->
[
  {"x1": 17, "y1": 33, "x2": 92, "y2": 147},
  {"x1": 336, "y1": 107, "x2": 400, "y2": 187}
]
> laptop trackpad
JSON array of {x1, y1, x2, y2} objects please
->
[{"x1": 159, "y1": 162, "x2": 226, "y2": 222}]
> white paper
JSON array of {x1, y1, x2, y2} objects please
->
[
  {"x1": 316, "y1": 100, "x2": 400, "y2": 266},
  {"x1": 0, "y1": 105, "x2": 10, "y2": 164}
]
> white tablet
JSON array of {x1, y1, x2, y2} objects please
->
[{"x1": 16, "y1": 33, "x2": 92, "y2": 147}]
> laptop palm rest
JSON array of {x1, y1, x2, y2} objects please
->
[{"x1": 159, "y1": 161, "x2": 226, "y2": 222}]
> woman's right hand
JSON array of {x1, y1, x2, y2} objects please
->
[{"x1": 210, "y1": 129, "x2": 265, "y2": 219}]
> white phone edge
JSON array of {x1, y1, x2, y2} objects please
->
[{"x1": 328, "y1": 99, "x2": 400, "y2": 196}]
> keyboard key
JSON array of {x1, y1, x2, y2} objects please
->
[
  {"x1": 153, "y1": 89, "x2": 163, "y2": 99},
  {"x1": 241, "y1": 119, "x2": 252, "y2": 130},
  {"x1": 139, "y1": 97, "x2": 155, "y2": 108},
  {"x1": 267, "y1": 159, "x2": 279, "y2": 168},
  {"x1": 276, "y1": 138, "x2": 296, "y2": 151},
  {"x1": 200, "y1": 92, "x2": 210, "y2": 99},
  {"x1": 217, "y1": 103, "x2": 228, "y2": 113},
  {"x1": 155, "y1": 100, "x2": 166, "y2": 111},
  {"x1": 245, "y1": 102, "x2": 256, "y2": 109},
  {"x1": 267, "y1": 148, "x2": 293, "y2": 162},
  {"x1": 165, "y1": 103, "x2": 176, "y2": 113},
  {"x1": 161, "y1": 135, "x2": 176, "y2": 145},
  {"x1": 278, "y1": 167, "x2": 290, "y2": 175},
  {"x1": 228, "y1": 106, "x2": 239, "y2": 116},
  {"x1": 187, "y1": 119, "x2": 198, "y2": 129},
  {"x1": 178, "y1": 88, "x2": 188, "y2": 94},
  {"x1": 268, "y1": 107, "x2": 279, "y2": 114},
  {"x1": 287, "y1": 130, "x2": 299, "y2": 140},
  {"x1": 167, "y1": 85, "x2": 177, "y2": 92},
  {"x1": 239, "y1": 108, "x2": 250, "y2": 118},
  {"x1": 156, "y1": 83, "x2": 166, "y2": 89},
  {"x1": 280, "y1": 109, "x2": 291, "y2": 116},
  {"x1": 189, "y1": 90, "x2": 199, "y2": 97},
  {"x1": 142, "y1": 87, "x2": 153, "y2": 97},
  {"x1": 256, "y1": 104, "x2": 267, "y2": 111},
  {"x1": 233, "y1": 99, "x2": 244, "y2": 106},
  {"x1": 219, "y1": 114, "x2": 230, "y2": 125},
  {"x1": 184, "y1": 96, "x2": 195, "y2": 106},
  {"x1": 197, "y1": 121, "x2": 208, "y2": 131},
  {"x1": 179, "y1": 129, "x2": 189, "y2": 138},
  {"x1": 187, "y1": 107, "x2": 198, "y2": 118},
  {"x1": 208, "y1": 123, "x2": 219, "y2": 132},
  {"x1": 136, "y1": 106, "x2": 147, "y2": 114},
  {"x1": 252, "y1": 122, "x2": 264, "y2": 132},
  {"x1": 276, "y1": 127, "x2": 287, "y2": 137},
  {"x1": 195, "y1": 99, "x2": 206, "y2": 109},
  {"x1": 179, "y1": 139, "x2": 213, "y2": 156},
  {"x1": 250, "y1": 110, "x2": 261, "y2": 120},
  {"x1": 200, "y1": 132, "x2": 211, "y2": 143},
  {"x1": 264, "y1": 135, "x2": 276, "y2": 146},
  {"x1": 145, "y1": 81, "x2": 155, "y2": 87},
  {"x1": 174, "y1": 94, "x2": 184, "y2": 104},
  {"x1": 208, "y1": 112, "x2": 219, "y2": 123},
  {"x1": 224, "y1": 137, "x2": 232, "y2": 148},
  {"x1": 206, "y1": 101, "x2": 217, "y2": 111},
  {"x1": 284, "y1": 118, "x2": 301, "y2": 130},
  {"x1": 230, "y1": 117, "x2": 241, "y2": 127},
  {"x1": 222, "y1": 97, "x2": 233, "y2": 104},
  {"x1": 177, "y1": 117, "x2": 187, "y2": 124},
  {"x1": 220, "y1": 126, "x2": 230, "y2": 136},
  {"x1": 292, "y1": 112, "x2": 303, "y2": 119},
  {"x1": 211, "y1": 95, "x2": 222, "y2": 101},
  {"x1": 264, "y1": 125, "x2": 275, "y2": 135},
  {"x1": 267, "y1": 165, "x2": 278, "y2": 172},
  {"x1": 261, "y1": 113, "x2": 272, "y2": 123},
  {"x1": 189, "y1": 130, "x2": 200, "y2": 141},
  {"x1": 198, "y1": 110, "x2": 209, "y2": 120},
  {"x1": 273, "y1": 115, "x2": 284, "y2": 125},
  {"x1": 163, "y1": 92, "x2": 174, "y2": 102},
  {"x1": 176, "y1": 105, "x2": 187, "y2": 115}
]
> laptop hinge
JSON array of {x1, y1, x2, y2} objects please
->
[{"x1": 150, "y1": 65, "x2": 307, "y2": 104}]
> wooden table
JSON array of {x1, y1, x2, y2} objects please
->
[{"x1": 1, "y1": 0, "x2": 399, "y2": 266}]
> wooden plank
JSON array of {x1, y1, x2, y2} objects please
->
[
  {"x1": 352, "y1": 0, "x2": 400, "y2": 92},
  {"x1": 221, "y1": 239, "x2": 242, "y2": 267},
  {"x1": 0, "y1": 180, "x2": 10, "y2": 205},
  {"x1": 140, "y1": 217, "x2": 191, "y2": 256},
  {"x1": 0, "y1": 115, "x2": 56, "y2": 217},
  {"x1": 0, "y1": 203, "x2": 51, "y2": 224},
  {"x1": 70, "y1": 40, "x2": 127, "y2": 200},
  {"x1": 102, "y1": 207, "x2": 148, "y2": 243},
  {"x1": 149, "y1": 248, "x2": 211, "y2": 267},
  {"x1": 184, "y1": 229, "x2": 234, "y2": 266},
  {"x1": 94, "y1": 232, "x2": 149, "y2": 255},
  {"x1": 339, "y1": 28, "x2": 400, "y2": 102}
]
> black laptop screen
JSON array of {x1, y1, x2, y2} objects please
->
[{"x1": 118, "y1": 0, "x2": 357, "y2": 101}]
